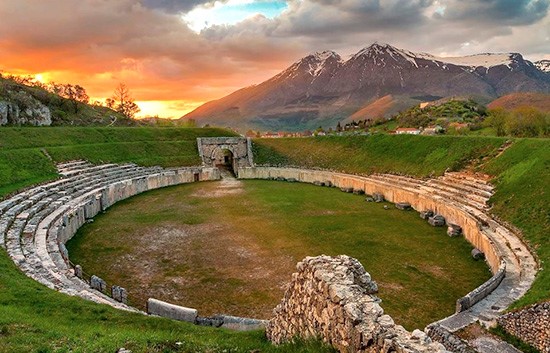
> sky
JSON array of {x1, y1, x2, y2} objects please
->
[{"x1": 0, "y1": 0, "x2": 549, "y2": 118}]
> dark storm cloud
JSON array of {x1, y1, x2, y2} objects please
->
[
  {"x1": 442, "y1": 0, "x2": 550, "y2": 25},
  {"x1": 275, "y1": 0, "x2": 434, "y2": 37},
  {"x1": 141, "y1": 0, "x2": 212, "y2": 13}
]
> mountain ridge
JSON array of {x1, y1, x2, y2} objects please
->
[{"x1": 184, "y1": 43, "x2": 550, "y2": 131}]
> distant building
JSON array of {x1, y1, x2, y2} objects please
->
[
  {"x1": 422, "y1": 125, "x2": 444, "y2": 135},
  {"x1": 395, "y1": 127, "x2": 421, "y2": 135},
  {"x1": 449, "y1": 122, "x2": 469, "y2": 130},
  {"x1": 419, "y1": 102, "x2": 430, "y2": 109}
]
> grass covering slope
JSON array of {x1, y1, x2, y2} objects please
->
[
  {"x1": 253, "y1": 135, "x2": 550, "y2": 309},
  {"x1": 253, "y1": 135, "x2": 506, "y2": 177},
  {"x1": 481, "y1": 139, "x2": 549, "y2": 308},
  {"x1": 0, "y1": 127, "x2": 235, "y2": 197}
]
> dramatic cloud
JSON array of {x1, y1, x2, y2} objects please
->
[
  {"x1": 141, "y1": 0, "x2": 212, "y2": 13},
  {"x1": 0, "y1": 0, "x2": 548, "y2": 118},
  {"x1": 440, "y1": 0, "x2": 549, "y2": 25}
]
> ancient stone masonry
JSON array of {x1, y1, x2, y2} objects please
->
[
  {"x1": 0, "y1": 160, "x2": 220, "y2": 312},
  {"x1": 497, "y1": 301, "x2": 550, "y2": 353},
  {"x1": 267, "y1": 255, "x2": 448, "y2": 353},
  {"x1": 197, "y1": 137, "x2": 254, "y2": 174},
  {"x1": 238, "y1": 167, "x2": 538, "y2": 332}
]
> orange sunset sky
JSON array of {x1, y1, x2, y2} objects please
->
[{"x1": 1, "y1": 0, "x2": 549, "y2": 119}]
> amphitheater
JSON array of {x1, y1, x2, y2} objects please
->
[{"x1": 0, "y1": 137, "x2": 544, "y2": 353}]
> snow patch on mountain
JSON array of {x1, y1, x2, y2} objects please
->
[
  {"x1": 415, "y1": 52, "x2": 515, "y2": 69},
  {"x1": 352, "y1": 43, "x2": 517, "y2": 71},
  {"x1": 535, "y1": 60, "x2": 550, "y2": 73}
]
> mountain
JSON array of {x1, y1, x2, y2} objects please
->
[
  {"x1": 488, "y1": 92, "x2": 550, "y2": 112},
  {"x1": 534, "y1": 60, "x2": 550, "y2": 73},
  {"x1": 183, "y1": 43, "x2": 550, "y2": 131}
]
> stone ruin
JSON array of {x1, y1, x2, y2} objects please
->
[
  {"x1": 497, "y1": 301, "x2": 549, "y2": 353},
  {"x1": 267, "y1": 255, "x2": 448, "y2": 353},
  {"x1": 196, "y1": 137, "x2": 254, "y2": 174}
]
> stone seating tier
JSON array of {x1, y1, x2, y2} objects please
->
[{"x1": 0, "y1": 161, "x2": 219, "y2": 311}]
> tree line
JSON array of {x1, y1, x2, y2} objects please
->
[{"x1": 0, "y1": 73, "x2": 140, "y2": 119}]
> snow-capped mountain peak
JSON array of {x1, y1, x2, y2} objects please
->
[
  {"x1": 352, "y1": 42, "x2": 420, "y2": 67},
  {"x1": 350, "y1": 42, "x2": 521, "y2": 71},
  {"x1": 277, "y1": 50, "x2": 343, "y2": 79},
  {"x1": 535, "y1": 60, "x2": 550, "y2": 73}
]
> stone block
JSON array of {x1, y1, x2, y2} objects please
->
[
  {"x1": 428, "y1": 214, "x2": 445, "y2": 227},
  {"x1": 447, "y1": 224, "x2": 462, "y2": 237},
  {"x1": 90, "y1": 275, "x2": 107, "y2": 293},
  {"x1": 147, "y1": 298, "x2": 198, "y2": 323},
  {"x1": 352, "y1": 189, "x2": 365, "y2": 195},
  {"x1": 419, "y1": 210, "x2": 434, "y2": 220},
  {"x1": 365, "y1": 196, "x2": 375, "y2": 202},
  {"x1": 471, "y1": 248, "x2": 485, "y2": 260},
  {"x1": 340, "y1": 187, "x2": 354, "y2": 193},
  {"x1": 112, "y1": 285, "x2": 128, "y2": 304},
  {"x1": 373, "y1": 193, "x2": 384, "y2": 202},
  {"x1": 74, "y1": 264, "x2": 83, "y2": 279},
  {"x1": 395, "y1": 202, "x2": 412, "y2": 210}
]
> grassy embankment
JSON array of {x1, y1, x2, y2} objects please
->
[
  {"x1": 253, "y1": 135, "x2": 550, "y2": 308},
  {"x1": 0, "y1": 127, "x2": 334, "y2": 352},
  {"x1": 67, "y1": 179, "x2": 490, "y2": 330},
  {"x1": 0, "y1": 129, "x2": 547, "y2": 351},
  {"x1": 0, "y1": 127, "x2": 236, "y2": 197}
]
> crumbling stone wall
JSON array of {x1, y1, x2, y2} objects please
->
[
  {"x1": 267, "y1": 255, "x2": 448, "y2": 353},
  {"x1": 497, "y1": 302, "x2": 550, "y2": 352}
]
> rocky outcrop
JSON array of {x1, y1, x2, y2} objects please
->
[
  {"x1": 267, "y1": 255, "x2": 448, "y2": 353},
  {"x1": 497, "y1": 301, "x2": 550, "y2": 352},
  {"x1": 0, "y1": 92, "x2": 52, "y2": 126}
]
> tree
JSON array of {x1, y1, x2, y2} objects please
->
[
  {"x1": 484, "y1": 108, "x2": 508, "y2": 136},
  {"x1": 47, "y1": 82, "x2": 89, "y2": 113},
  {"x1": 110, "y1": 83, "x2": 140, "y2": 119}
]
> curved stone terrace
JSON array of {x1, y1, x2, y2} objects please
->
[{"x1": 0, "y1": 160, "x2": 538, "y2": 339}]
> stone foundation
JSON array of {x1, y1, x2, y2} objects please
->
[
  {"x1": 497, "y1": 301, "x2": 550, "y2": 352},
  {"x1": 267, "y1": 255, "x2": 447, "y2": 353}
]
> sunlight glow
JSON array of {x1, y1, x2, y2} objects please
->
[{"x1": 183, "y1": 0, "x2": 287, "y2": 33}]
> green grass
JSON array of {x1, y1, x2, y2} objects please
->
[
  {"x1": 0, "y1": 127, "x2": 333, "y2": 352},
  {"x1": 490, "y1": 326, "x2": 542, "y2": 353},
  {"x1": 0, "y1": 243, "x2": 333, "y2": 352},
  {"x1": 0, "y1": 127, "x2": 235, "y2": 197},
  {"x1": 67, "y1": 180, "x2": 490, "y2": 331},
  {"x1": 481, "y1": 139, "x2": 550, "y2": 308},
  {"x1": 253, "y1": 135, "x2": 505, "y2": 177},
  {"x1": 253, "y1": 135, "x2": 550, "y2": 310},
  {"x1": 0, "y1": 128, "x2": 547, "y2": 350}
]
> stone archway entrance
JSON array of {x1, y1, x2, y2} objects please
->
[{"x1": 197, "y1": 137, "x2": 254, "y2": 176}]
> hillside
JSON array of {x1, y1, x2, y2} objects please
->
[
  {"x1": 392, "y1": 99, "x2": 488, "y2": 129},
  {"x1": 253, "y1": 135, "x2": 549, "y2": 308},
  {"x1": 0, "y1": 76, "x2": 135, "y2": 126},
  {"x1": 344, "y1": 95, "x2": 424, "y2": 124},
  {"x1": 0, "y1": 127, "x2": 236, "y2": 197},
  {"x1": 184, "y1": 43, "x2": 550, "y2": 131},
  {"x1": 488, "y1": 93, "x2": 550, "y2": 112}
]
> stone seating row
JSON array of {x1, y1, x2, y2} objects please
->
[
  {"x1": 237, "y1": 166, "x2": 537, "y2": 333},
  {"x1": 1, "y1": 161, "x2": 219, "y2": 312},
  {"x1": 366, "y1": 173, "x2": 491, "y2": 212}
]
